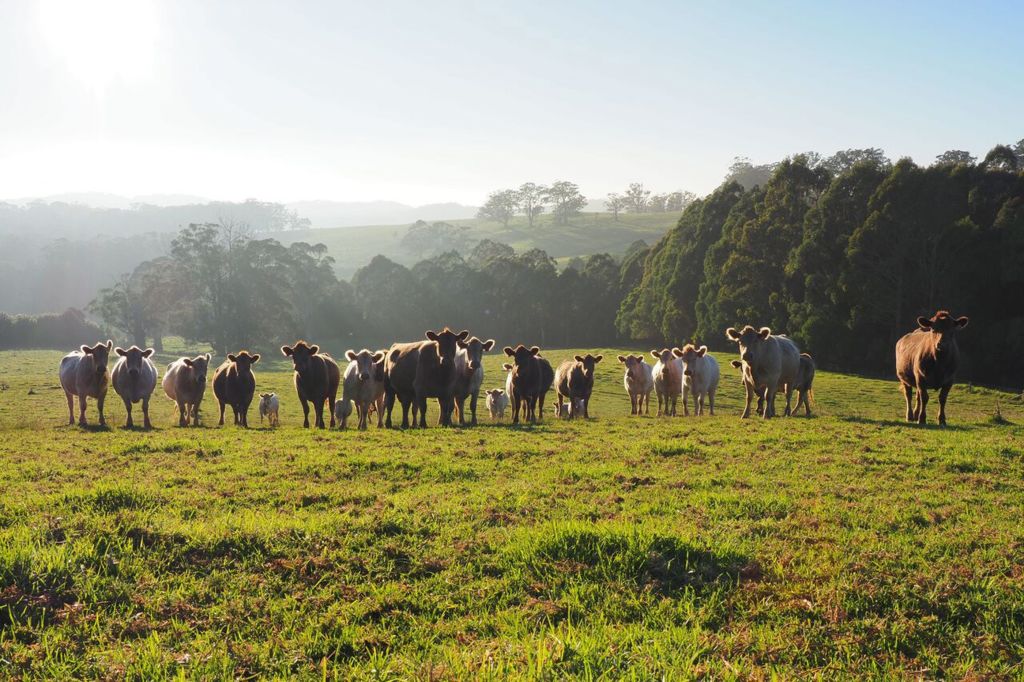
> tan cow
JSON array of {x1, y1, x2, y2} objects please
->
[
  {"x1": 162, "y1": 353, "x2": 212, "y2": 427},
  {"x1": 726, "y1": 326, "x2": 801, "y2": 419},
  {"x1": 650, "y1": 348, "x2": 683, "y2": 416},
  {"x1": 896, "y1": 310, "x2": 968, "y2": 425},
  {"x1": 617, "y1": 354, "x2": 653, "y2": 415},
  {"x1": 59, "y1": 340, "x2": 113, "y2": 426},
  {"x1": 111, "y1": 346, "x2": 158, "y2": 429}
]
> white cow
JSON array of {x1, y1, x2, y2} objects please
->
[
  {"x1": 616, "y1": 354, "x2": 654, "y2": 415},
  {"x1": 485, "y1": 388, "x2": 509, "y2": 421},
  {"x1": 726, "y1": 326, "x2": 801, "y2": 419},
  {"x1": 341, "y1": 349, "x2": 386, "y2": 429},
  {"x1": 674, "y1": 344, "x2": 720, "y2": 416},
  {"x1": 650, "y1": 348, "x2": 683, "y2": 416},
  {"x1": 59, "y1": 340, "x2": 113, "y2": 426},
  {"x1": 111, "y1": 346, "x2": 158, "y2": 429},
  {"x1": 258, "y1": 392, "x2": 280, "y2": 426}
]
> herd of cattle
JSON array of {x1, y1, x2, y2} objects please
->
[{"x1": 55, "y1": 310, "x2": 969, "y2": 429}]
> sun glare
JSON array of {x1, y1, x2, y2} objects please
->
[{"x1": 36, "y1": 0, "x2": 158, "y2": 93}]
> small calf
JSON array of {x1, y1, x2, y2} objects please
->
[
  {"x1": 485, "y1": 388, "x2": 509, "y2": 421},
  {"x1": 258, "y1": 392, "x2": 279, "y2": 427},
  {"x1": 333, "y1": 398, "x2": 353, "y2": 427}
]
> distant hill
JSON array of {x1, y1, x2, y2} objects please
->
[
  {"x1": 5, "y1": 192, "x2": 212, "y2": 209},
  {"x1": 285, "y1": 200, "x2": 479, "y2": 228}
]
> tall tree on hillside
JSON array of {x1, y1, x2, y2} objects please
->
[
  {"x1": 87, "y1": 273, "x2": 155, "y2": 348},
  {"x1": 726, "y1": 157, "x2": 778, "y2": 190},
  {"x1": 605, "y1": 193, "x2": 625, "y2": 220},
  {"x1": 400, "y1": 220, "x2": 472, "y2": 259},
  {"x1": 648, "y1": 194, "x2": 668, "y2": 213},
  {"x1": 547, "y1": 181, "x2": 586, "y2": 225},
  {"x1": 982, "y1": 144, "x2": 1020, "y2": 172},
  {"x1": 477, "y1": 189, "x2": 520, "y2": 229},
  {"x1": 516, "y1": 183, "x2": 547, "y2": 228},
  {"x1": 624, "y1": 183, "x2": 650, "y2": 213},
  {"x1": 468, "y1": 239, "x2": 515, "y2": 267},
  {"x1": 821, "y1": 148, "x2": 890, "y2": 175},
  {"x1": 665, "y1": 191, "x2": 696, "y2": 212},
  {"x1": 933, "y1": 150, "x2": 977, "y2": 167}
]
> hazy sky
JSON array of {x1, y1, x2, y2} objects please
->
[{"x1": 1, "y1": 0, "x2": 1021, "y2": 205}]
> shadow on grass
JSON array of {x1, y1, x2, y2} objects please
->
[{"x1": 836, "y1": 415, "x2": 972, "y2": 431}]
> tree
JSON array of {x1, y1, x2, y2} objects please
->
[
  {"x1": 624, "y1": 183, "x2": 650, "y2": 213},
  {"x1": 665, "y1": 191, "x2": 696, "y2": 212},
  {"x1": 87, "y1": 273, "x2": 154, "y2": 347},
  {"x1": 605, "y1": 193, "x2": 625, "y2": 220},
  {"x1": 468, "y1": 239, "x2": 515, "y2": 267},
  {"x1": 516, "y1": 183, "x2": 547, "y2": 228},
  {"x1": 400, "y1": 220, "x2": 472, "y2": 259},
  {"x1": 1014, "y1": 139, "x2": 1024, "y2": 169},
  {"x1": 933, "y1": 150, "x2": 976, "y2": 167},
  {"x1": 982, "y1": 145, "x2": 1020, "y2": 172},
  {"x1": 821, "y1": 148, "x2": 890, "y2": 175},
  {"x1": 726, "y1": 157, "x2": 778, "y2": 189},
  {"x1": 547, "y1": 181, "x2": 586, "y2": 225},
  {"x1": 648, "y1": 194, "x2": 667, "y2": 213},
  {"x1": 477, "y1": 190, "x2": 520, "y2": 229}
]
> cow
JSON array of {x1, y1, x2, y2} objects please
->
[
  {"x1": 726, "y1": 326, "x2": 801, "y2": 419},
  {"x1": 59, "y1": 340, "x2": 113, "y2": 427},
  {"x1": 342, "y1": 349, "x2": 386, "y2": 430},
  {"x1": 333, "y1": 398, "x2": 353, "y2": 427},
  {"x1": 650, "y1": 348, "x2": 683, "y2": 416},
  {"x1": 162, "y1": 353, "x2": 212, "y2": 427},
  {"x1": 503, "y1": 344, "x2": 555, "y2": 424},
  {"x1": 454, "y1": 336, "x2": 496, "y2": 425},
  {"x1": 212, "y1": 351, "x2": 260, "y2": 427},
  {"x1": 554, "y1": 354, "x2": 603, "y2": 419},
  {"x1": 385, "y1": 328, "x2": 469, "y2": 428},
  {"x1": 792, "y1": 354, "x2": 816, "y2": 416},
  {"x1": 730, "y1": 359, "x2": 765, "y2": 417},
  {"x1": 896, "y1": 310, "x2": 968, "y2": 425},
  {"x1": 111, "y1": 346, "x2": 158, "y2": 429},
  {"x1": 485, "y1": 388, "x2": 509, "y2": 421},
  {"x1": 258, "y1": 392, "x2": 280, "y2": 426},
  {"x1": 281, "y1": 341, "x2": 340, "y2": 429},
  {"x1": 674, "y1": 344, "x2": 720, "y2": 416},
  {"x1": 617, "y1": 354, "x2": 654, "y2": 415}
]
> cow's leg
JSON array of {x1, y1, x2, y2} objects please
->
[
  {"x1": 384, "y1": 389, "x2": 395, "y2": 428},
  {"x1": 96, "y1": 393, "x2": 107, "y2": 426},
  {"x1": 328, "y1": 387, "x2": 338, "y2": 428},
  {"x1": 763, "y1": 386, "x2": 777, "y2": 419},
  {"x1": 901, "y1": 383, "x2": 914, "y2": 422},
  {"x1": 314, "y1": 399, "x2": 326, "y2": 429},
  {"x1": 456, "y1": 396, "x2": 467, "y2": 426},
  {"x1": 511, "y1": 391, "x2": 521, "y2": 424},
  {"x1": 122, "y1": 397, "x2": 134, "y2": 428},
  {"x1": 584, "y1": 396, "x2": 590, "y2": 419},
  {"x1": 682, "y1": 386, "x2": 690, "y2": 416},
  {"x1": 671, "y1": 395, "x2": 678, "y2": 416},
  {"x1": 537, "y1": 392, "x2": 546, "y2": 422},
  {"x1": 299, "y1": 397, "x2": 310, "y2": 428},
  {"x1": 142, "y1": 396, "x2": 152, "y2": 429},
  {"x1": 218, "y1": 400, "x2": 226, "y2": 426},
  {"x1": 242, "y1": 399, "x2": 252, "y2": 428},
  {"x1": 470, "y1": 392, "x2": 479, "y2": 425},
  {"x1": 740, "y1": 383, "x2": 753, "y2": 419},
  {"x1": 177, "y1": 399, "x2": 188, "y2": 427},
  {"x1": 77, "y1": 393, "x2": 89, "y2": 426},
  {"x1": 709, "y1": 389, "x2": 716, "y2": 416},
  {"x1": 916, "y1": 386, "x2": 929, "y2": 425},
  {"x1": 938, "y1": 384, "x2": 951, "y2": 426},
  {"x1": 644, "y1": 392, "x2": 651, "y2": 415},
  {"x1": 656, "y1": 392, "x2": 663, "y2": 417},
  {"x1": 65, "y1": 390, "x2": 75, "y2": 425},
  {"x1": 400, "y1": 398, "x2": 410, "y2": 429},
  {"x1": 556, "y1": 395, "x2": 565, "y2": 419},
  {"x1": 783, "y1": 384, "x2": 794, "y2": 417}
]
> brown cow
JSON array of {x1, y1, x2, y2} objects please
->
[
  {"x1": 896, "y1": 310, "x2": 968, "y2": 425},
  {"x1": 212, "y1": 351, "x2": 260, "y2": 427},
  {"x1": 384, "y1": 328, "x2": 469, "y2": 428},
  {"x1": 554, "y1": 354, "x2": 602, "y2": 419},
  {"x1": 59, "y1": 340, "x2": 113, "y2": 426},
  {"x1": 281, "y1": 340, "x2": 340, "y2": 429},
  {"x1": 162, "y1": 353, "x2": 212, "y2": 427},
  {"x1": 503, "y1": 344, "x2": 555, "y2": 424}
]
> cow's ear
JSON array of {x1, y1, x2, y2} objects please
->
[
  {"x1": 593, "y1": 354, "x2": 603, "y2": 363},
  {"x1": 205, "y1": 353, "x2": 212, "y2": 361},
  {"x1": 731, "y1": 360, "x2": 743, "y2": 368},
  {"x1": 457, "y1": 338, "x2": 468, "y2": 348},
  {"x1": 956, "y1": 316, "x2": 969, "y2": 328},
  {"x1": 115, "y1": 347, "x2": 127, "y2": 357},
  {"x1": 372, "y1": 351, "x2": 385, "y2": 363},
  {"x1": 259, "y1": 393, "x2": 269, "y2": 399},
  {"x1": 142, "y1": 348, "x2": 154, "y2": 358},
  {"x1": 758, "y1": 327, "x2": 771, "y2": 339},
  {"x1": 617, "y1": 355, "x2": 627, "y2": 363},
  {"x1": 250, "y1": 354, "x2": 260, "y2": 364},
  {"x1": 345, "y1": 350, "x2": 357, "y2": 361},
  {"x1": 106, "y1": 340, "x2": 113, "y2": 350},
  {"x1": 503, "y1": 346, "x2": 514, "y2": 356},
  {"x1": 426, "y1": 330, "x2": 439, "y2": 341},
  {"x1": 917, "y1": 316, "x2": 932, "y2": 330},
  {"x1": 227, "y1": 353, "x2": 237, "y2": 362},
  {"x1": 649, "y1": 350, "x2": 660, "y2": 359},
  {"x1": 457, "y1": 330, "x2": 469, "y2": 340},
  {"x1": 697, "y1": 346, "x2": 708, "y2": 357},
  {"x1": 482, "y1": 339, "x2": 495, "y2": 351},
  {"x1": 530, "y1": 346, "x2": 540, "y2": 356},
  {"x1": 309, "y1": 345, "x2": 319, "y2": 355},
  {"x1": 574, "y1": 355, "x2": 584, "y2": 362},
  {"x1": 498, "y1": 389, "x2": 505, "y2": 394},
  {"x1": 281, "y1": 345, "x2": 293, "y2": 356},
  {"x1": 502, "y1": 363, "x2": 513, "y2": 371},
  {"x1": 183, "y1": 358, "x2": 194, "y2": 367},
  {"x1": 671, "y1": 347, "x2": 683, "y2": 357},
  {"x1": 81, "y1": 345, "x2": 92, "y2": 354},
  {"x1": 725, "y1": 327, "x2": 739, "y2": 340}
]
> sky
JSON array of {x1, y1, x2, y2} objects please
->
[{"x1": 0, "y1": 0, "x2": 1021, "y2": 206}]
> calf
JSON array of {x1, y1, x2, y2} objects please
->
[
  {"x1": 333, "y1": 398, "x2": 353, "y2": 427},
  {"x1": 896, "y1": 310, "x2": 968, "y2": 425},
  {"x1": 674, "y1": 344, "x2": 719, "y2": 416},
  {"x1": 503, "y1": 344, "x2": 555, "y2": 424},
  {"x1": 59, "y1": 340, "x2": 113, "y2": 426},
  {"x1": 162, "y1": 353, "x2": 212, "y2": 426},
  {"x1": 385, "y1": 328, "x2": 468, "y2": 428},
  {"x1": 281, "y1": 341, "x2": 340, "y2": 429},
  {"x1": 554, "y1": 354, "x2": 602, "y2": 419},
  {"x1": 554, "y1": 398, "x2": 583, "y2": 419},
  {"x1": 258, "y1": 392, "x2": 280, "y2": 426},
  {"x1": 212, "y1": 351, "x2": 260, "y2": 427},
  {"x1": 342, "y1": 349, "x2": 386, "y2": 430},
  {"x1": 111, "y1": 346, "x2": 158, "y2": 428},
  {"x1": 485, "y1": 388, "x2": 509, "y2": 421},
  {"x1": 730, "y1": 359, "x2": 765, "y2": 417},
  {"x1": 617, "y1": 354, "x2": 653, "y2": 415},
  {"x1": 650, "y1": 348, "x2": 683, "y2": 416},
  {"x1": 726, "y1": 326, "x2": 800, "y2": 419},
  {"x1": 793, "y1": 354, "x2": 816, "y2": 416},
  {"x1": 454, "y1": 336, "x2": 496, "y2": 425}
]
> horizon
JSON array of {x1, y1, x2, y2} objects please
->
[{"x1": 2, "y1": 1, "x2": 1021, "y2": 207}]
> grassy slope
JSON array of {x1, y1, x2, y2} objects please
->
[
  {"x1": 1, "y1": 348, "x2": 1023, "y2": 679},
  {"x1": 270, "y1": 212, "x2": 677, "y2": 278}
]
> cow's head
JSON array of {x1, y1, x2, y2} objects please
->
[
  {"x1": 487, "y1": 388, "x2": 505, "y2": 398},
  {"x1": 227, "y1": 350, "x2": 260, "y2": 372},
  {"x1": 114, "y1": 345, "x2": 154, "y2": 379},
  {"x1": 182, "y1": 353, "x2": 212, "y2": 386},
  {"x1": 282, "y1": 340, "x2": 319, "y2": 374},
  {"x1": 573, "y1": 353, "x2": 603, "y2": 379},
  {"x1": 426, "y1": 328, "x2": 468, "y2": 365},
  {"x1": 345, "y1": 348, "x2": 385, "y2": 382},
  {"x1": 649, "y1": 348, "x2": 675, "y2": 365},
  {"x1": 617, "y1": 354, "x2": 646, "y2": 381},
  {"x1": 458, "y1": 336, "x2": 496, "y2": 371},
  {"x1": 673, "y1": 344, "x2": 708, "y2": 377},
  {"x1": 503, "y1": 344, "x2": 540, "y2": 368},
  {"x1": 917, "y1": 311, "x2": 968, "y2": 350},
  {"x1": 81, "y1": 340, "x2": 114, "y2": 375},
  {"x1": 726, "y1": 325, "x2": 771, "y2": 365}
]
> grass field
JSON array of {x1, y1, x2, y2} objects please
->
[
  {"x1": 271, "y1": 213, "x2": 678, "y2": 278},
  {"x1": 1, "y1": 347, "x2": 1023, "y2": 679}
]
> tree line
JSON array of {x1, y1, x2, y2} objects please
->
[
  {"x1": 477, "y1": 181, "x2": 589, "y2": 228},
  {"x1": 617, "y1": 142, "x2": 1024, "y2": 385}
]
